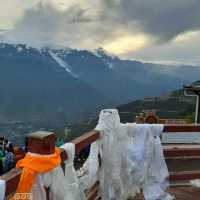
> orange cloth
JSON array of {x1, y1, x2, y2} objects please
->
[{"x1": 10, "y1": 148, "x2": 61, "y2": 200}]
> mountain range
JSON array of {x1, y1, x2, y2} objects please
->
[{"x1": 0, "y1": 42, "x2": 200, "y2": 129}]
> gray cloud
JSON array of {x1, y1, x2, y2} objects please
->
[
  {"x1": 4, "y1": 0, "x2": 200, "y2": 45},
  {"x1": 0, "y1": 29, "x2": 6, "y2": 33},
  {"x1": 101, "y1": 0, "x2": 200, "y2": 41},
  {"x1": 0, "y1": 29, "x2": 7, "y2": 39},
  {"x1": 1, "y1": 0, "x2": 200, "y2": 64},
  {"x1": 2, "y1": 1, "x2": 111, "y2": 48},
  {"x1": 127, "y1": 31, "x2": 200, "y2": 65}
]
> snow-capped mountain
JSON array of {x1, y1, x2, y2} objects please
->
[
  {"x1": 51, "y1": 46, "x2": 200, "y2": 103},
  {"x1": 0, "y1": 43, "x2": 111, "y2": 126},
  {"x1": 0, "y1": 42, "x2": 200, "y2": 127}
]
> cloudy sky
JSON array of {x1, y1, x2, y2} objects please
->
[{"x1": 0, "y1": 0, "x2": 200, "y2": 65}]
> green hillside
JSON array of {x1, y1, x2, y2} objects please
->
[
  {"x1": 61, "y1": 85, "x2": 197, "y2": 143},
  {"x1": 118, "y1": 88, "x2": 196, "y2": 123}
]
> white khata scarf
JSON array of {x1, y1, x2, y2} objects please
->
[{"x1": 79, "y1": 109, "x2": 174, "y2": 200}]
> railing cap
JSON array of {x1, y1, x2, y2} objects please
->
[
  {"x1": 28, "y1": 131, "x2": 54, "y2": 139},
  {"x1": 28, "y1": 131, "x2": 56, "y2": 155}
]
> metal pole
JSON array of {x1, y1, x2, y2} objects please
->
[
  {"x1": 183, "y1": 89, "x2": 199, "y2": 124},
  {"x1": 195, "y1": 95, "x2": 199, "y2": 124}
]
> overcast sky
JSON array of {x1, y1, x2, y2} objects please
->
[{"x1": 0, "y1": 0, "x2": 200, "y2": 65}]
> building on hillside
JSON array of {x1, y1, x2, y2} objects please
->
[{"x1": 135, "y1": 110, "x2": 189, "y2": 124}]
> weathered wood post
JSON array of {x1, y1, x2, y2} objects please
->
[
  {"x1": 27, "y1": 131, "x2": 56, "y2": 155},
  {"x1": 27, "y1": 131, "x2": 56, "y2": 200}
]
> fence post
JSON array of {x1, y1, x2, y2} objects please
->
[
  {"x1": 27, "y1": 131, "x2": 56, "y2": 155},
  {"x1": 28, "y1": 131, "x2": 56, "y2": 200}
]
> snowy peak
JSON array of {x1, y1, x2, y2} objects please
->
[
  {"x1": 0, "y1": 43, "x2": 32, "y2": 51},
  {"x1": 93, "y1": 47, "x2": 117, "y2": 59},
  {"x1": 52, "y1": 48, "x2": 73, "y2": 58},
  {"x1": 0, "y1": 43, "x2": 79, "y2": 77},
  {"x1": 48, "y1": 50, "x2": 78, "y2": 78},
  {"x1": 0, "y1": 42, "x2": 116, "y2": 70},
  {"x1": 90, "y1": 48, "x2": 117, "y2": 70}
]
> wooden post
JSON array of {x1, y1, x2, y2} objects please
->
[
  {"x1": 27, "y1": 131, "x2": 56, "y2": 154},
  {"x1": 28, "y1": 131, "x2": 56, "y2": 200}
]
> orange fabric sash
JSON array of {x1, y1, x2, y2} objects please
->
[{"x1": 11, "y1": 148, "x2": 61, "y2": 200}]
